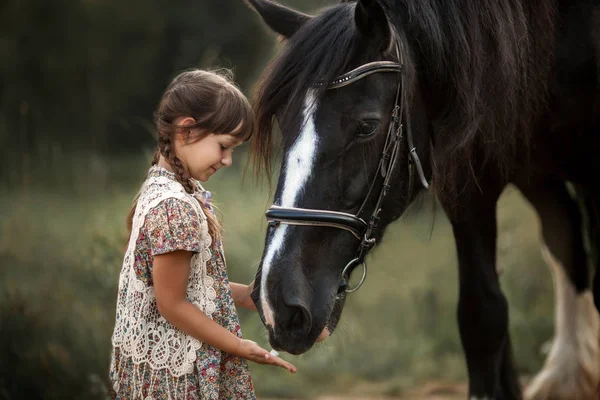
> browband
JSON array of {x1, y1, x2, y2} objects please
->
[{"x1": 315, "y1": 61, "x2": 403, "y2": 89}]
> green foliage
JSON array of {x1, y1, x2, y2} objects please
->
[{"x1": 0, "y1": 0, "x2": 328, "y2": 161}]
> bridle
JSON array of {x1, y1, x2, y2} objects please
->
[
  {"x1": 266, "y1": 41, "x2": 430, "y2": 293},
  {"x1": 265, "y1": 40, "x2": 430, "y2": 293}
]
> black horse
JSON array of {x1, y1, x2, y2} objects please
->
[{"x1": 243, "y1": 0, "x2": 600, "y2": 398}]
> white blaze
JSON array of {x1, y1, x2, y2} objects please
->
[{"x1": 260, "y1": 90, "x2": 319, "y2": 328}]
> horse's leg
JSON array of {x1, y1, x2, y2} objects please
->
[
  {"x1": 581, "y1": 186, "x2": 600, "y2": 314},
  {"x1": 515, "y1": 178, "x2": 600, "y2": 400},
  {"x1": 578, "y1": 184, "x2": 600, "y2": 398},
  {"x1": 444, "y1": 184, "x2": 521, "y2": 399}
]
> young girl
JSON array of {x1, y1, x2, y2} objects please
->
[{"x1": 109, "y1": 68, "x2": 296, "y2": 400}]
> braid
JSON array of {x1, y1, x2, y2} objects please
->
[
  {"x1": 158, "y1": 135, "x2": 222, "y2": 240},
  {"x1": 151, "y1": 148, "x2": 160, "y2": 165},
  {"x1": 172, "y1": 161, "x2": 194, "y2": 193},
  {"x1": 163, "y1": 141, "x2": 194, "y2": 194}
]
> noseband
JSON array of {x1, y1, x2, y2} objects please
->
[{"x1": 266, "y1": 41, "x2": 430, "y2": 293}]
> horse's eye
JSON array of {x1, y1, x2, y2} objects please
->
[{"x1": 357, "y1": 120, "x2": 379, "y2": 137}]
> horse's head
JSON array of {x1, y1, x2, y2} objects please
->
[{"x1": 246, "y1": 0, "x2": 432, "y2": 354}]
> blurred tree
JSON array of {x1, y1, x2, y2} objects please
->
[{"x1": 0, "y1": 0, "x2": 334, "y2": 181}]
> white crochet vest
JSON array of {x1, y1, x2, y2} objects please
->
[{"x1": 111, "y1": 174, "x2": 217, "y2": 392}]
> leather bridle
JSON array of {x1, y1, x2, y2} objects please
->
[{"x1": 266, "y1": 41, "x2": 430, "y2": 293}]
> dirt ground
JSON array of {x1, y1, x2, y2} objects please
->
[
  {"x1": 263, "y1": 380, "x2": 468, "y2": 399},
  {"x1": 263, "y1": 375, "x2": 543, "y2": 399}
]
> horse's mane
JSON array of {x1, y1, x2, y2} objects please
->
[
  {"x1": 250, "y1": 0, "x2": 557, "y2": 200},
  {"x1": 250, "y1": 4, "x2": 361, "y2": 183},
  {"x1": 391, "y1": 0, "x2": 557, "y2": 199}
]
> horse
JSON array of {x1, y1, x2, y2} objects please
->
[{"x1": 242, "y1": 0, "x2": 600, "y2": 398}]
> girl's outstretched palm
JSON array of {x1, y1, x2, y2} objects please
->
[{"x1": 236, "y1": 339, "x2": 297, "y2": 374}]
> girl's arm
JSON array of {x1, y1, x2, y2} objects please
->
[
  {"x1": 154, "y1": 250, "x2": 241, "y2": 353},
  {"x1": 152, "y1": 250, "x2": 295, "y2": 373},
  {"x1": 230, "y1": 281, "x2": 257, "y2": 311}
]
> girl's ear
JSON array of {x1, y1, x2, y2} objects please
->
[
  {"x1": 171, "y1": 117, "x2": 196, "y2": 147},
  {"x1": 174, "y1": 116, "x2": 196, "y2": 144},
  {"x1": 176, "y1": 116, "x2": 196, "y2": 130}
]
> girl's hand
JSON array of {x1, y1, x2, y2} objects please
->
[
  {"x1": 240, "y1": 282, "x2": 257, "y2": 311},
  {"x1": 236, "y1": 339, "x2": 297, "y2": 374},
  {"x1": 231, "y1": 281, "x2": 257, "y2": 311}
]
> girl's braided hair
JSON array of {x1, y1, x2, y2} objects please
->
[{"x1": 127, "y1": 68, "x2": 254, "y2": 242}]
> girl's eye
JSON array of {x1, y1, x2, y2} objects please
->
[{"x1": 220, "y1": 145, "x2": 229, "y2": 151}]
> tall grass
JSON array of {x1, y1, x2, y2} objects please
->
[{"x1": 0, "y1": 145, "x2": 554, "y2": 399}]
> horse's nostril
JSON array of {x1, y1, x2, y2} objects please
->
[{"x1": 281, "y1": 302, "x2": 313, "y2": 333}]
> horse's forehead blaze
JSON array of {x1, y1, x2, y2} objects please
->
[{"x1": 259, "y1": 90, "x2": 320, "y2": 327}]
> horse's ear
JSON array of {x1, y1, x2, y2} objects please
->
[
  {"x1": 354, "y1": 0, "x2": 392, "y2": 52},
  {"x1": 243, "y1": 0, "x2": 312, "y2": 38}
]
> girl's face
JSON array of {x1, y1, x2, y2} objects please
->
[{"x1": 175, "y1": 117, "x2": 243, "y2": 182}]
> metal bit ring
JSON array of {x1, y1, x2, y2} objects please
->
[{"x1": 341, "y1": 258, "x2": 368, "y2": 293}]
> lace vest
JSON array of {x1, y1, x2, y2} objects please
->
[{"x1": 111, "y1": 175, "x2": 217, "y2": 378}]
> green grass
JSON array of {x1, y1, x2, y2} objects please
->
[{"x1": 0, "y1": 147, "x2": 555, "y2": 399}]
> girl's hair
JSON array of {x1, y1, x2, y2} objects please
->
[{"x1": 126, "y1": 68, "x2": 254, "y2": 241}]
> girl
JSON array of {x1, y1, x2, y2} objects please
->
[{"x1": 109, "y1": 68, "x2": 296, "y2": 400}]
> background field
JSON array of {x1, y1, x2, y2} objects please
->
[{"x1": 0, "y1": 0, "x2": 557, "y2": 398}]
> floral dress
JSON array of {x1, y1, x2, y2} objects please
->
[{"x1": 109, "y1": 165, "x2": 255, "y2": 399}]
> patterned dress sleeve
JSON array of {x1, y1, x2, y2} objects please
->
[{"x1": 144, "y1": 197, "x2": 203, "y2": 256}]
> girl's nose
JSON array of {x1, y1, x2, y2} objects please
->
[{"x1": 221, "y1": 155, "x2": 232, "y2": 167}]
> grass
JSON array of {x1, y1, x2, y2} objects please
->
[{"x1": 0, "y1": 146, "x2": 555, "y2": 399}]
